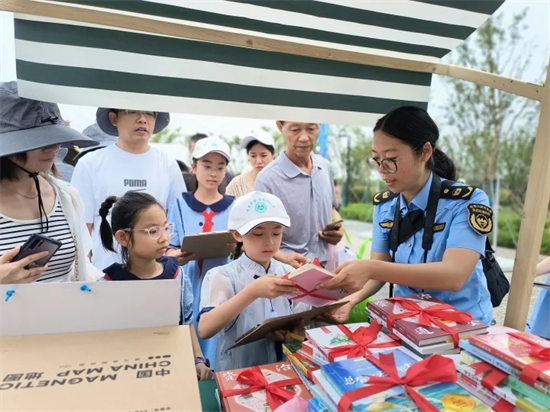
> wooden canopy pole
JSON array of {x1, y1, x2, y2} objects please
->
[
  {"x1": 504, "y1": 62, "x2": 550, "y2": 330},
  {"x1": 0, "y1": 0, "x2": 543, "y2": 101}
]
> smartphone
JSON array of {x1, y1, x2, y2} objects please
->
[
  {"x1": 324, "y1": 219, "x2": 344, "y2": 232},
  {"x1": 12, "y1": 234, "x2": 62, "y2": 268}
]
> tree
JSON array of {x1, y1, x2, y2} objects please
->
[
  {"x1": 439, "y1": 10, "x2": 542, "y2": 210},
  {"x1": 332, "y1": 126, "x2": 373, "y2": 203},
  {"x1": 149, "y1": 127, "x2": 184, "y2": 144}
]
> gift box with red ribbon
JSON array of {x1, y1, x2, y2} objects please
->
[
  {"x1": 304, "y1": 321, "x2": 401, "y2": 363},
  {"x1": 367, "y1": 293, "x2": 488, "y2": 349},
  {"x1": 319, "y1": 350, "x2": 492, "y2": 412},
  {"x1": 469, "y1": 331, "x2": 550, "y2": 387},
  {"x1": 215, "y1": 362, "x2": 311, "y2": 412}
]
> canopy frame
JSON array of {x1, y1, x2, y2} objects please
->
[{"x1": 1, "y1": 0, "x2": 548, "y2": 330}]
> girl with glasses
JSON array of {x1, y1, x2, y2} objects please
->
[
  {"x1": 322, "y1": 106, "x2": 494, "y2": 326},
  {"x1": 166, "y1": 136, "x2": 235, "y2": 369},
  {"x1": 97, "y1": 191, "x2": 213, "y2": 381}
]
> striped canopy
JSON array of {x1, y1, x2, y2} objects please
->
[{"x1": 12, "y1": 0, "x2": 504, "y2": 125}]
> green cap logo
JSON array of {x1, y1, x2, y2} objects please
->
[{"x1": 255, "y1": 202, "x2": 267, "y2": 213}]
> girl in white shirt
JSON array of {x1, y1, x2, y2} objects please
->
[{"x1": 198, "y1": 191, "x2": 308, "y2": 372}]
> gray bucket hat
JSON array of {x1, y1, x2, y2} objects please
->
[
  {"x1": 73, "y1": 123, "x2": 117, "y2": 162},
  {"x1": 96, "y1": 108, "x2": 170, "y2": 136},
  {"x1": 0, "y1": 81, "x2": 98, "y2": 157}
]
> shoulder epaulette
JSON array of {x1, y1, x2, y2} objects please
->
[
  {"x1": 440, "y1": 181, "x2": 476, "y2": 200},
  {"x1": 373, "y1": 190, "x2": 398, "y2": 205}
]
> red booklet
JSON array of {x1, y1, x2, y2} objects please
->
[
  {"x1": 469, "y1": 331, "x2": 550, "y2": 385},
  {"x1": 215, "y1": 362, "x2": 311, "y2": 412},
  {"x1": 367, "y1": 293, "x2": 488, "y2": 346},
  {"x1": 281, "y1": 262, "x2": 351, "y2": 307}
]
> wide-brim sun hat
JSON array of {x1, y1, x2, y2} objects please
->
[
  {"x1": 241, "y1": 132, "x2": 275, "y2": 149},
  {"x1": 96, "y1": 108, "x2": 170, "y2": 136},
  {"x1": 229, "y1": 191, "x2": 290, "y2": 235},
  {"x1": 192, "y1": 136, "x2": 231, "y2": 162},
  {"x1": 0, "y1": 81, "x2": 99, "y2": 157}
]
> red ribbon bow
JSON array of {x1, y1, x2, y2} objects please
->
[
  {"x1": 327, "y1": 321, "x2": 398, "y2": 362},
  {"x1": 338, "y1": 353, "x2": 457, "y2": 412},
  {"x1": 220, "y1": 366, "x2": 301, "y2": 411},
  {"x1": 387, "y1": 297, "x2": 473, "y2": 347},
  {"x1": 507, "y1": 332, "x2": 550, "y2": 386},
  {"x1": 470, "y1": 362, "x2": 514, "y2": 412}
]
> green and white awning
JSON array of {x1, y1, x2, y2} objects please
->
[{"x1": 11, "y1": 0, "x2": 504, "y2": 125}]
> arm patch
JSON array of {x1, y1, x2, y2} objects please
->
[{"x1": 467, "y1": 204, "x2": 493, "y2": 235}]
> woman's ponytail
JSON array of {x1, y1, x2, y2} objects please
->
[
  {"x1": 374, "y1": 106, "x2": 458, "y2": 181},
  {"x1": 99, "y1": 196, "x2": 118, "y2": 252},
  {"x1": 430, "y1": 148, "x2": 457, "y2": 181}
]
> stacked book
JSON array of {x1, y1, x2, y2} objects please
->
[
  {"x1": 304, "y1": 347, "x2": 492, "y2": 412},
  {"x1": 367, "y1": 293, "x2": 489, "y2": 357},
  {"x1": 214, "y1": 361, "x2": 311, "y2": 412},
  {"x1": 283, "y1": 322, "x2": 400, "y2": 388},
  {"x1": 458, "y1": 327, "x2": 550, "y2": 412}
]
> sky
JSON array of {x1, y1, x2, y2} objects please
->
[{"x1": 0, "y1": 1, "x2": 548, "y2": 142}]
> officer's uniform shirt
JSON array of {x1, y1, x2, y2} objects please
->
[
  {"x1": 199, "y1": 253, "x2": 309, "y2": 372},
  {"x1": 372, "y1": 173, "x2": 493, "y2": 324},
  {"x1": 168, "y1": 192, "x2": 235, "y2": 367}
]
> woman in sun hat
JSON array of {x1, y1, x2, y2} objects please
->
[
  {"x1": 226, "y1": 132, "x2": 276, "y2": 198},
  {"x1": 0, "y1": 81, "x2": 101, "y2": 283}
]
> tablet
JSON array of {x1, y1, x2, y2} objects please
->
[{"x1": 180, "y1": 231, "x2": 235, "y2": 260}]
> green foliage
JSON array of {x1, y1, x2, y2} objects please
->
[
  {"x1": 497, "y1": 209, "x2": 550, "y2": 254},
  {"x1": 149, "y1": 127, "x2": 184, "y2": 144},
  {"x1": 340, "y1": 203, "x2": 373, "y2": 223},
  {"x1": 439, "y1": 9, "x2": 542, "y2": 213}
]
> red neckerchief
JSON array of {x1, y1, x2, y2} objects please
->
[{"x1": 198, "y1": 210, "x2": 217, "y2": 274}]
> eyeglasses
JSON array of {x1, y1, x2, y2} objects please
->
[
  {"x1": 120, "y1": 110, "x2": 157, "y2": 119},
  {"x1": 371, "y1": 145, "x2": 424, "y2": 174},
  {"x1": 198, "y1": 163, "x2": 227, "y2": 175},
  {"x1": 124, "y1": 223, "x2": 174, "y2": 240}
]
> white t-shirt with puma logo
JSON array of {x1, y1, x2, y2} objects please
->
[{"x1": 71, "y1": 144, "x2": 186, "y2": 271}]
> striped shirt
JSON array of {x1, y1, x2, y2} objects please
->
[{"x1": 0, "y1": 200, "x2": 76, "y2": 282}]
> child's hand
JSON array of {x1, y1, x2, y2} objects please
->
[
  {"x1": 266, "y1": 321, "x2": 305, "y2": 342},
  {"x1": 196, "y1": 363, "x2": 214, "y2": 380},
  {"x1": 166, "y1": 249, "x2": 196, "y2": 266},
  {"x1": 249, "y1": 275, "x2": 296, "y2": 299}
]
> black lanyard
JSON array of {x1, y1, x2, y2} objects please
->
[{"x1": 388, "y1": 174, "x2": 442, "y2": 297}]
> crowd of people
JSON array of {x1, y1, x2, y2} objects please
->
[{"x1": 1, "y1": 80, "x2": 548, "y2": 379}]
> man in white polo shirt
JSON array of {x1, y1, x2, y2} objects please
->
[{"x1": 71, "y1": 108, "x2": 186, "y2": 271}]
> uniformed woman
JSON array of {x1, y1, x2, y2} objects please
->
[{"x1": 321, "y1": 106, "x2": 493, "y2": 325}]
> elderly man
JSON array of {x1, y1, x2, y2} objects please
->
[{"x1": 255, "y1": 121, "x2": 344, "y2": 268}]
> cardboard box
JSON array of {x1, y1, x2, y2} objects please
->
[
  {"x1": 0, "y1": 326, "x2": 202, "y2": 412},
  {"x1": 0, "y1": 280, "x2": 181, "y2": 336}
]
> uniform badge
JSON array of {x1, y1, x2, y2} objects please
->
[
  {"x1": 379, "y1": 221, "x2": 394, "y2": 229},
  {"x1": 467, "y1": 204, "x2": 493, "y2": 235},
  {"x1": 433, "y1": 223, "x2": 446, "y2": 232}
]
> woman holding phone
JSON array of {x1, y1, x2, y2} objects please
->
[{"x1": 0, "y1": 81, "x2": 99, "y2": 283}]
